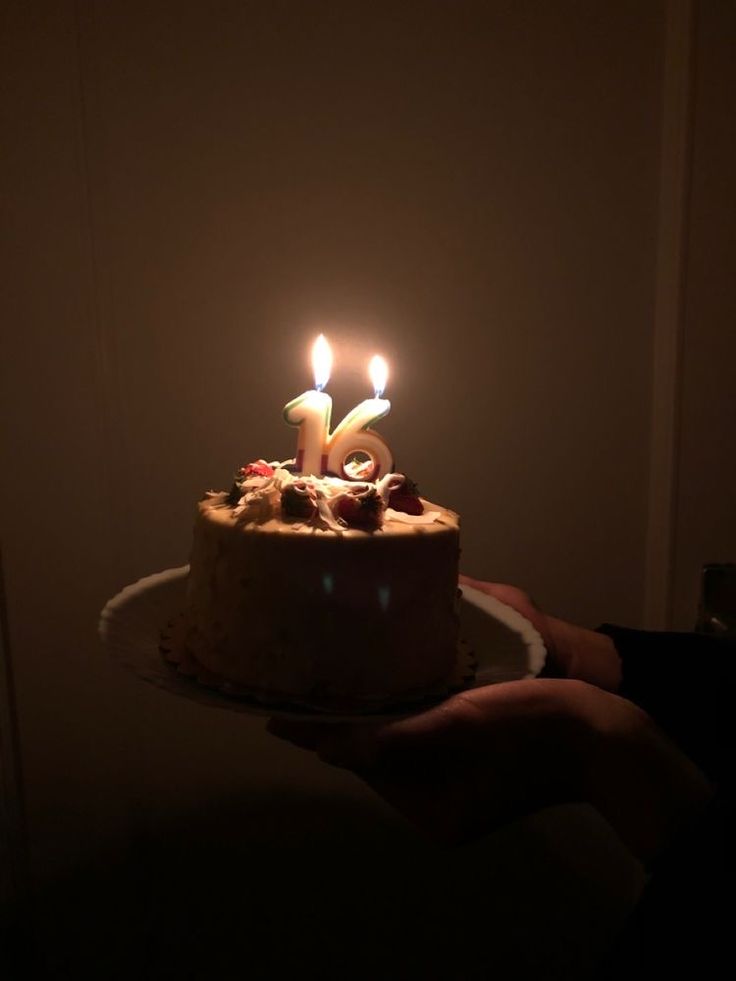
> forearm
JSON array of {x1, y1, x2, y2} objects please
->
[{"x1": 542, "y1": 609, "x2": 732, "y2": 782}]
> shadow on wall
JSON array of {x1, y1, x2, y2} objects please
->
[{"x1": 3, "y1": 791, "x2": 643, "y2": 981}]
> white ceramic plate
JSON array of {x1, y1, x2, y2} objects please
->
[{"x1": 98, "y1": 567, "x2": 546, "y2": 721}]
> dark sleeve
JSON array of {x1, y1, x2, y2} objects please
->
[
  {"x1": 593, "y1": 628, "x2": 733, "y2": 978},
  {"x1": 596, "y1": 625, "x2": 735, "y2": 782},
  {"x1": 599, "y1": 790, "x2": 730, "y2": 978}
]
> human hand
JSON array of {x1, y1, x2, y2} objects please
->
[
  {"x1": 460, "y1": 575, "x2": 622, "y2": 691},
  {"x1": 269, "y1": 679, "x2": 712, "y2": 864}
]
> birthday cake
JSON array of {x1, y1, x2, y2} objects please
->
[{"x1": 176, "y1": 461, "x2": 462, "y2": 710}]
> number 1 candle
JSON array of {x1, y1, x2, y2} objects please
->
[{"x1": 283, "y1": 334, "x2": 333, "y2": 475}]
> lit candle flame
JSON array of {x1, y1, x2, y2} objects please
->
[
  {"x1": 369, "y1": 355, "x2": 388, "y2": 398},
  {"x1": 312, "y1": 334, "x2": 332, "y2": 392}
]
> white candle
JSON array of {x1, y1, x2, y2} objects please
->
[
  {"x1": 326, "y1": 355, "x2": 394, "y2": 480},
  {"x1": 283, "y1": 335, "x2": 333, "y2": 475}
]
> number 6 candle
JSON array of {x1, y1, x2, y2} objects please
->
[
  {"x1": 283, "y1": 334, "x2": 333, "y2": 475},
  {"x1": 325, "y1": 354, "x2": 394, "y2": 481}
]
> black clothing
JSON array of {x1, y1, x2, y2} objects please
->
[{"x1": 595, "y1": 626, "x2": 733, "y2": 977}]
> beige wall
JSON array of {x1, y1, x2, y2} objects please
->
[
  {"x1": 671, "y1": 0, "x2": 736, "y2": 628},
  {"x1": 1, "y1": 0, "x2": 733, "y2": 974},
  {"x1": 13, "y1": 0, "x2": 665, "y2": 625}
]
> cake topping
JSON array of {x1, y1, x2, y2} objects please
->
[
  {"x1": 387, "y1": 475, "x2": 424, "y2": 516},
  {"x1": 281, "y1": 481, "x2": 319, "y2": 520},
  {"x1": 220, "y1": 459, "x2": 443, "y2": 533},
  {"x1": 227, "y1": 459, "x2": 276, "y2": 505},
  {"x1": 242, "y1": 461, "x2": 275, "y2": 479},
  {"x1": 334, "y1": 485, "x2": 384, "y2": 531}
]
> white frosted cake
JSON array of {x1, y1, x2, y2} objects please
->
[{"x1": 178, "y1": 461, "x2": 461, "y2": 710}]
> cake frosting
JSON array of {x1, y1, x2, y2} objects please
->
[{"x1": 181, "y1": 461, "x2": 461, "y2": 709}]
